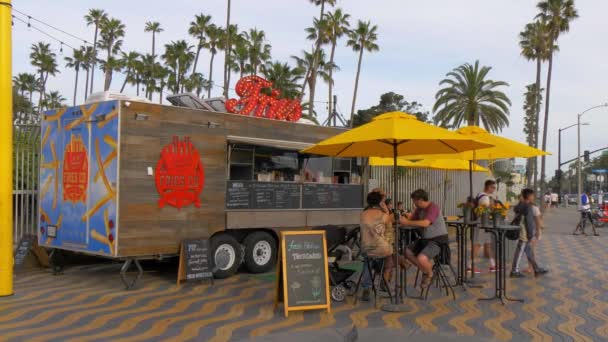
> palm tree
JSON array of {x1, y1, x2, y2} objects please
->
[
  {"x1": 156, "y1": 66, "x2": 171, "y2": 104},
  {"x1": 98, "y1": 57, "x2": 123, "y2": 92},
  {"x1": 184, "y1": 72, "x2": 210, "y2": 98},
  {"x1": 324, "y1": 8, "x2": 350, "y2": 115},
  {"x1": 223, "y1": 0, "x2": 232, "y2": 98},
  {"x1": 12, "y1": 73, "x2": 37, "y2": 100},
  {"x1": 42, "y1": 91, "x2": 66, "y2": 110},
  {"x1": 433, "y1": 60, "x2": 511, "y2": 133},
  {"x1": 243, "y1": 28, "x2": 272, "y2": 76},
  {"x1": 305, "y1": 0, "x2": 336, "y2": 93},
  {"x1": 347, "y1": 20, "x2": 379, "y2": 127},
  {"x1": 188, "y1": 13, "x2": 212, "y2": 76},
  {"x1": 81, "y1": 46, "x2": 95, "y2": 101},
  {"x1": 536, "y1": 0, "x2": 578, "y2": 197},
  {"x1": 261, "y1": 61, "x2": 304, "y2": 99},
  {"x1": 231, "y1": 35, "x2": 249, "y2": 79},
  {"x1": 64, "y1": 47, "x2": 86, "y2": 105},
  {"x1": 523, "y1": 83, "x2": 543, "y2": 185},
  {"x1": 162, "y1": 40, "x2": 194, "y2": 94},
  {"x1": 30, "y1": 42, "x2": 59, "y2": 113},
  {"x1": 144, "y1": 21, "x2": 163, "y2": 58},
  {"x1": 98, "y1": 17, "x2": 126, "y2": 91},
  {"x1": 119, "y1": 51, "x2": 141, "y2": 92},
  {"x1": 84, "y1": 9, "x2": 108, "y2": 94},
  {"x1": 519, "y1": 19, "x2": 551, "y2": 190},
  {"x1": 303, "y1": 17, "x2": 330, "y2": 117},
  {"x1": 292, "y1": 49, "x2": 336, "y2": 118},
  {"x1": 204, "y1": 24, "x2": 222, "y2": 98}
]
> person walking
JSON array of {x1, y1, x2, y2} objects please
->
[
  {"x1": 470, "y1": 180, "x2": 498, "y2": 273},
  {"x1": 573, "y1": 191, "x2": 599, "y2": 236},
  {"x1": 510, "y1": 188, "x2": 549, "y2": 278}
]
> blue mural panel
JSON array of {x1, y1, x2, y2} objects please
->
[{"x1": 39, "y1": 101, "x2": 119, "y2": 256}]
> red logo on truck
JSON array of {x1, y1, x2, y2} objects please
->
[
  {"x1": 62, "y1": 134, "x2": 88, "y2": 203},
  {"x1": 155, "y1": 136, "x2": 205, "y2": 209}
]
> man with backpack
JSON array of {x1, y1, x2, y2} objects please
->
[
  {"x1": 469, "y1": 179, "x2": 498, "y2": 273},
  {"x1": 573, "y1": 191, "x2": 598, "y2": 236},
  {"x1": 510, "y1": 188, "x2": 549, "y2": 278}
]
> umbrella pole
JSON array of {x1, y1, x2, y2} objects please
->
[{"x1": 382, "y1": 142, "x2": 411, "y2": 312}]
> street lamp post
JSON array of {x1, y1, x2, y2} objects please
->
[
  {"x1": 558, "y1": 123, "x2": 588, "y2": 202},
  {"x1": 577, "y1": 104, "x2": 608, "y2": 209}
]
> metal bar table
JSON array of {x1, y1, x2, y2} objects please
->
[
  {"x1": 446, "y1": 219, "x2": 480, "y2": 288},
  {"x1": 478, "y1": 224, "x2": 524, "y2": 304},
  {"x1": 398, "y1": 225, "x2": 419, "y2": 298}
]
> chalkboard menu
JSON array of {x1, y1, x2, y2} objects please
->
[
  {"x1": 177, "y1": 239, "x2": 213, "y2": 286},
  {"x1": 302, "y1": 184, "x2": 363, "y2": 209},
  {"x1": 226, "y1": 181, "x2": 300, "y2": 209},
  {"x1": 274, "y1": 231, "x2": 330, "y2": 317},
  {"x1": 14, "y1": 234, "x2": 36, "y2": 269}
]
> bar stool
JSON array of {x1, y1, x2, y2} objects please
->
[
  {"x1": 353, "y1": 253, "x2": 393, "y2": 307},
  {"x1": 414, "y1": 244, "x2": 457, "y2": 300}
]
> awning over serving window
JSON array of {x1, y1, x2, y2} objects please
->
[{"x1": 227, "y1": 135, "x2": 313, "y2": 151}]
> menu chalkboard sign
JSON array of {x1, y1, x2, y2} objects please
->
[
  {"x1": 302, "y1": 184, "x2": 363, "y2": 209},
  {"x1": 14, "y1": 234, "x2": 36, "y2": 269},
  {"x1": 226, "y1": 181, "x2": 300, "y2": 210},
  {"x1": 177, "y1": 239, "x2": 214, "y2": 286},
  {"x1": 274, "y1": 231, "x2": 330, "y2": 317}
]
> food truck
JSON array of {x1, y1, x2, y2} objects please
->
[{"x1": 38, "y1": 90, "x2": 364, "y2": 282}]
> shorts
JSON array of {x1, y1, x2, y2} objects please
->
[
  {"x1": 408, "y1": 239, "x2": 441, "y2": 259},
  {"x1": 473, "y1": 228, "x2": 495, "y2": 244}
]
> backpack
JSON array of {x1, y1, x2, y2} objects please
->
[{"x1": 470, "y1": 193, "x2": 488, "y2": 221}]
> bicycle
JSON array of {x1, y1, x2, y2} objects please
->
[{"x1": 573, "y1": 210, "x2": 599, "y2": 236}]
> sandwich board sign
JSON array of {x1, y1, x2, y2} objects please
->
[{"x1": 274, "y1": 231, "x2": 330, "y2": 317}]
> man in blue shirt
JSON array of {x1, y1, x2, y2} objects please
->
[{"x1": 574, "y1": 191, "x2": 598, "y2": 236}]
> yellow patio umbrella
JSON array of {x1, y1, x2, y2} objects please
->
[
  {"x1": 301, "y1": 112, "x2": 492, "y2": 311},
  {"x1": 413, "y1": 158, "x2": 489, "y2": 172},
  {"x1": 369, "y1": 157, "x2": 417, "y2": 167}
]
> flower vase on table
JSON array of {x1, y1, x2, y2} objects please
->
[
  {"x1": 481, "y1": 213, "x2": 490, "y2": 227},
  {"x1": 458, "y1": 202, "x2": 474, "y2": 224},
  {"x1": 492, "y1": 214, "x2": 500, "y2": 227}
]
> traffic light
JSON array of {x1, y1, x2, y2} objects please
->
[{"x1": 584, "y1": 150, "x2": 590, "y2": 163}]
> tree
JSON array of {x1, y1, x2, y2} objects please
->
[
  {"x1": 243, "y1": 28, "x2": 271, "y2": 76},
  {"x1": 303, "y1": 17, "x2": 330, "y2": 117},
  {"x1": 536, "y1": 0, "x2": 578, "y2": 201},
  {"x1": 119, "y1": 51, "x2": 142, "y2": 93},
  {"x1": 81, "y1": 46, "x2": 95, "y2": 101},
  {"x1": 12, "y1": 87, "x2": 34, "y2": 125},
  {"x1": 292, "y1": 49, "x2": 336, "y2": 119},
  {"x1": 183, "y1": 72, "x2": 210, "y2": 98},
  {"x1": 98, "y1": 57, "x2": 123, "y2": 92},
  {"x1": 433, "y1": 60, "x2": 511, "y2": 133},
  {"x1": 351, "y1": 92, "x2": 430, "y2": 127},
  {"x1": 324, "y1": 8, "x2": 350, "y2": 116},
  {"x1": 188, "y1": 13, "x2": 212, "y2": 77},
  {"x1": 523, "y1": 83, "x2": 543, "y2": 186},
  {"x1": 12, "y1": 73, "x2": 38, "y2": 103},
  {"x1": 223, "y1": 0, "x2": 232, "y2": 98},
  {"x1": 156, "y1": 66, "x2": 171, "y2": 104},
  {"x1": 98, "y1": 17, "x2": 126, "y2": 91},
  {"x1": 347, "y1": 20, "x2": 379, "y2": 127},
  {"x1": 41, "y1": 91, "x2": 66, "y2": 110},
  {"x1": 30, "y1": 42, "x2": 59, "y2": 113},
  {"x1": 204, "y1": 24, "x2": 222, "y2": 98},
  {"x1": 162, "y1": 40, "x2": 194, "y2": 94},
  {"x1": 144, "y1": 21, "x2": 163, "y2": 99},
  {"x1": 84, "y1": 9, "x2": 108, "y2": 94},
  {"x1": 260, "y1": 61, "x2": 304, "y2": 99},
  {"x1": 231, "y1": 35, "x2": 250, "y2": 79},
  {"x1": 519, "y1": 19, "x2": 551, "y2": 191},
  {"x1": 64, "y1": 47, "x2": 86, "y2": 106}
]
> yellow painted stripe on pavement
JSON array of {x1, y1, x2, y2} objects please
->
[
  {"x1": 250, "y1": 311, "x2": 305, "y2": 337},
  {"x1": 208, "y1": 304, "x2": 275, "y2": 342},
  {"x1": 348, "y1": 307, "x2": 378, "y2": 329},
  {"x1": 415, "y1": 291, "x2": 452, "y2": 332}
]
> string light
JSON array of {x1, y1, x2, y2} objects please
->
[{"x1": 13, "y1": 8, "x2": 91, "y2": 46}]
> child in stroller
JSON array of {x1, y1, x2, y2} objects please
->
[{"x1": 313, "y1": 225, "x2": 360, "y2": 301}]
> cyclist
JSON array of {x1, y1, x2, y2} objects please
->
[{"x1": 573, "y1": 191, "x2": 599, "y2": 236}]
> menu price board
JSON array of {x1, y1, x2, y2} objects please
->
[
  {"x1": 177, "y1": 239, "x2": 214, "y2": 286},
  {"x1": 274, "y1": 231, "x2": 330, "y2": 317},
  {"x1": 302, "y1": 183, "x2": 363, "y2": 209},
  {"x1": 226, "y1": 181, "x2": 300, "y2": 210}
]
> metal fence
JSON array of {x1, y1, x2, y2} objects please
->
[
  {"x1": 12, "y1": 125, "x2": 40, "y2": 248},
  {"x1": 370, "y1": 166, "x2": 503, "y2": 216}
]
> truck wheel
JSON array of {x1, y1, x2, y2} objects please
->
[
  {"x1": 243, "y1": 231, "x2": 277, "y2": 273},
  {"x1": 211, "y1": 234, "x2": 242, "y2": 278}
]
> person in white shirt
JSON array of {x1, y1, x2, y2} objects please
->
[
  {"x1": 470, "y1": 180, "x2": 497, "y2": 273},
  {"x1": 550, "y1": 192, "x2": 558, "y2": 208}
]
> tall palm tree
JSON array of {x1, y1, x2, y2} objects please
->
[
  {"x1": 81, "y1": 46, "x2": 95, "y2": 101},
  {"x1": 12, "y1": 73, "x2": 37, "y2": 100},
  {"x1": 162, "y1": 40, "x2": 194, "y2": 94},
  {"x1": 30, "y1": 42, "x2": 59, "y2": 113},
  {"x1": 98, "y1": 57, "x2": 124, "y2": 92},
  {"x1": 223, "y1": 0, "x2": 232, "y2": 98},
  {"x1": 523, "y1": 83, "x2": 543, "y2": 185},
  {"x1": 433, "y1": 60, "x2": 511, "y2": 133},
  {"x1": 324, "y1": 8, "x2": 350, "y2": 115},
  {"x1": 536, "y1": 0, "x2": 578, "y2": 197},
  {"x1": 261, "y1": 61, "x2": 304, "y2": 99},
  {"x1": 144, "y1": 21, "x2": 163, "y2": 58},
  {"x1": 304, "y1": 0, "x2": 336, "y2": 96},
  {"x1": 184, "y1": 72, "x2": 210, "y2": 98},
  {"x1": 347, "y1": 20, "x2": 379, "y2": 127},
  {"x1": 292, "y1": 49, "x2": 336, "y2": 118},
  {"x1": 204, "y1": 24, "x2": 222, "y2": 98},
  {"x1": 519, "y1": 19, "x2": 551, "y2": 190},
  {"x1": 156, "y1": 66, "x2": 171, "y2": 104},
  {"x1": 231, "y1": 35, "x2": 249, "y2": 79},
  {"x1": 84, "y1": 9, "x2": 108, "y2": 94},
  {"x1": 64, "y1": 47, "x2": 86, "y2": 105},
  {"x1": 98, "y1": 17, "x2": 126, "y2": 91},
  {"x1": 42, "y1": 91, "x2": 66, "y2": 110},
  {"x1": 243, "y1": 28, "x2": 271, "y2": 76},
  {"x1": 303, "y1": 17, "x2": 330, "y2": 117},
  {"x1": 188, "y1": 14, "x2": 212, "y2": 76},
  {"x1": 119, "y1": 51, "x2": 141, "y2": 93}
]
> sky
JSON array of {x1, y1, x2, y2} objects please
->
[{"x1": 11, "y1": 0, "x2": 608, "y2": 178}]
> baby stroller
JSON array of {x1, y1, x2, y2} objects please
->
[{"x1": 313, "y1": 226, "x2": 359, "y2": 301}]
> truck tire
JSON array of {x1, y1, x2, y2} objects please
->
[
  {"x1": 243, "y1": 231, "x2": 277, "y2": 273},
  {"x1": 211, "y1": 234, "x2": 243, "y2": 279}
]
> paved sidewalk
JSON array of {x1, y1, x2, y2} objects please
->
[{"x1": 2, "y1": 208, "x2": 607, "y2": 341}]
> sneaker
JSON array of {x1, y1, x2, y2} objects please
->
[
  {"x1": 489, "y1": 266, "x2": 497, "y2": 273},
  {"x1": 534, "y1": 268, "x2": 549, "y2": 277},
  {"x1": 361, "y1": 289, "x2": 371, "y2": 302},
  {"x1": 510, "y1": 271, "x2": 525, "y2": 278},
  {"x1": 467, "y1": 268, "x2": 482, "y2": 274}
]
